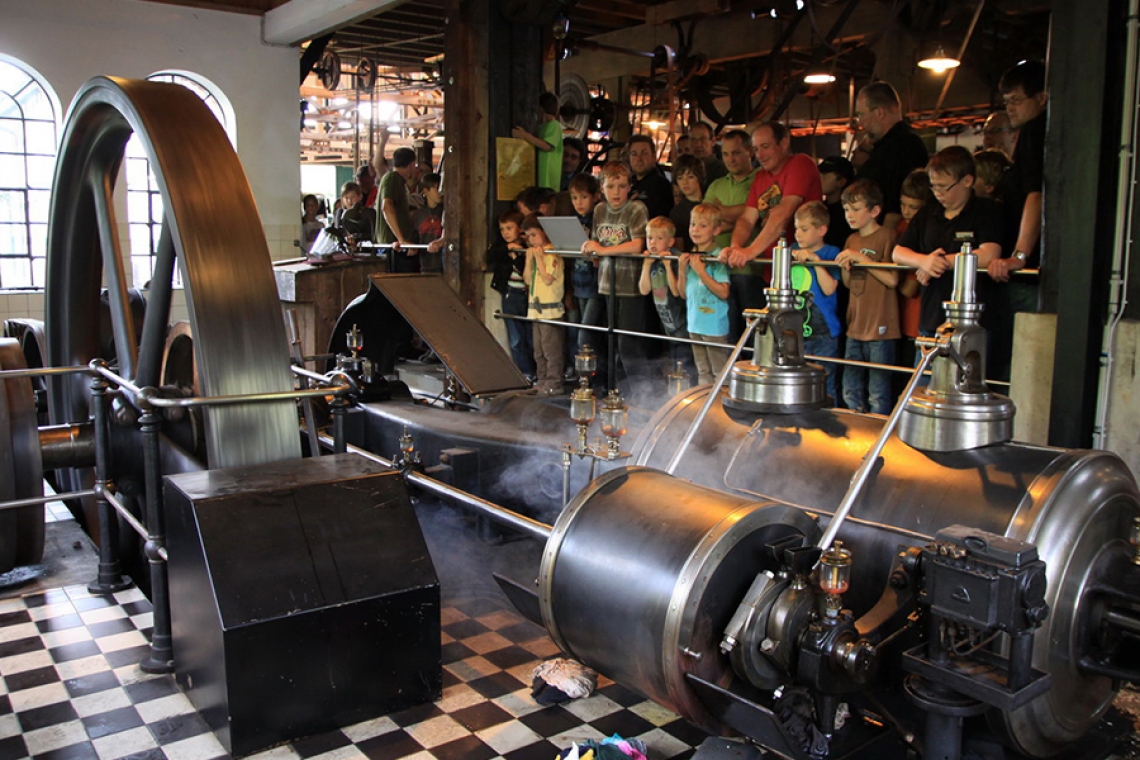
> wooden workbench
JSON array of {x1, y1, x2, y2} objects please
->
[{"x1": 274, "y1": 257, "x2": 388, "y2": 361}]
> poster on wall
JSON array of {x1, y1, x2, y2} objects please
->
[{"x1": 496, "y1": 137, "x2": 536, "y2": 201}]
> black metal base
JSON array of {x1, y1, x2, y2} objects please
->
[{"x1": 87, "y1": 572, "x2": 132, "y2": 596}]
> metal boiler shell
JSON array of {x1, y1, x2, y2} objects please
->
[
  {"x1": 539, "y1": 467, "x2": 819, "y2": 734},
  {"x1": 630, "y1": 387, "x2": 1140, "y2": 757}
]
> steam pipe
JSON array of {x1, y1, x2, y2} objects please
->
[{"x1": 1093, "y1": 0, "x2": 1140, "y2": 449}]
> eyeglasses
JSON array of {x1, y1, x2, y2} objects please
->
[
  {"x1": 930, "y1": 178, "x2": 961, "y2": 194},
  {"x1": 1003, "y1": 95, "x2": 1029, "y2": 107}
]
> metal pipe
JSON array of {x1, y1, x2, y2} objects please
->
[
  {"x1": 407, "y1": 469, "x2": 553, "y2": 541},
  {"x1": 0, "y1": 489, "x2": 97, "y2": 511},
  {"x1": 326, "y1": 437, "x2": 553, "y2": 541},
  {"x1": 93, "y1": 364, "x2": 350, "y2": 408},
  {"x1": 38, "y1": 423, "x2": 96, "y2": 470},
  {"x1": 87, "y1": 366, "x2": 129, "y2": 595},
  {"x1": 817, "y1": 346, "x2": 938, "y2": 553},
  {"x1": 542, "y1": 250, "x2": 1039, "y2": 276},
  {"x1": 1094, "y1": 0, "x2": 1140, "y2": 449},
  {"x1": 934, "y1": 0, "x2": 987, "y2": 113},
  {"x1": 665, "y1": 314, "x2": 760, "y2": 475},
  {"x1": 498, "y1": 312, "x2": 1007, "y2": 386},
  {"x1": 0, "y1": 365, "x2": 91, "y2": 379},
  {"x1": 138, "y1": 402, "x2": 174, "y2": 674},
  {"x1": 102, "y1": 489, "x2": 149, "y2": 542}
]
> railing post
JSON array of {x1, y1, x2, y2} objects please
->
[
  {"x1": 87, "y1": 361, "x2": 131, "y2": 595},
  {"x1": 137, "y1": 389, "x2": 174, "y2": 674}
]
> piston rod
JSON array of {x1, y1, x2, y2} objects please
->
[
  {"x1": 666, "y1": 312, "x2": 761, "y2": 475},
  {"x1": 320, "y1": 435, "x2": 554, "y2": 541},
  {"x1": 817, "y1": 346, "x2": 938, "y2": 553}
]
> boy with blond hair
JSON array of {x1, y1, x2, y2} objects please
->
[
  {"x1": 837, "y1": 179, "x2": 899, "y2": 414},
  {"x1": 522, "y1": 214, "x2": 566, "y2": 395},
  {"x1": 679, "y1": 203, "x2": 731, "y2": 384},
  {"x1": 639, "y1": 217, "x2": 693, "y2": 381},
  {"x1": 789, "y1": 200, "x2": 841, "y2": 403},
  {"x1": 582, "y1": 161, "x2": 648, "y2": 393}
]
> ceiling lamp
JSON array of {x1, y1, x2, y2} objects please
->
[
  {"x1": 918, "y1": 44, "x2": 961, "y2": 74},
  {"x1": 803, "y1": 67, "x2": 836, "y2": 84}
]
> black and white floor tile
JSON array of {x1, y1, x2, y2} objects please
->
[{"x1": 0, "y1": 576, "x2": 706, "y2": 760}]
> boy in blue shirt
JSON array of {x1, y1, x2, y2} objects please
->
[
  {"x1": 678, "y1": 203, "x2": 731, "y2": 385},
  {"x1": 789, "y1": 200, "x2": 842, "y2": 404}
]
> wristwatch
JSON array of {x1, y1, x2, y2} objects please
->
[{"x1": 1013, "y1": 250, "x2": 1029, "y2": 263}]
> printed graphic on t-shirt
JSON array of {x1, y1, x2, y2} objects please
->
[
  {"x1": 595, "y1": 222, "x2": 631, "y2": 247},
  {"x1": 754, "y1": 183, "x2": 782, "y2": 221}
]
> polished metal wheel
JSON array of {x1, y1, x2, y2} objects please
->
[{"x1": 41, "y1": 76, "x2": 301, "y2": 549}]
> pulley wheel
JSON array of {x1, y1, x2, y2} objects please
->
[
  {"x1": 0, "y1": 338, "x2": 45, "y2": 572},
  {"x1": 558, "y1": 74, "x2": 590, "y2": 140},
  {"x1": 46, "y1": 76, "x2": 301, "y2": 491},
  {"x1": 356, "y1": 58, "x2": 377, "y2": 91},
  {"x1": 318, "y1": 51, "x2": 342, "y2": 91}
]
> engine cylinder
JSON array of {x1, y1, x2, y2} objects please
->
[
  {"x1": 626, "y1": 387, "x2": 1140, "y2": 757},
  {"x1": 539, "y1": 467, "x2": 819, "y2": 733}
]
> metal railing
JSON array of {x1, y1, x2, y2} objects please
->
[{"x1": 0, "y1": 359, "x2": 355, "y2": 674}]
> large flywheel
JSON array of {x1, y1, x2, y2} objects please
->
[
  {"x1": 40, "y1": 76, "x2": 301, "y2": 559},
  {"x1": 46, "y1": 77, "x2": 300, "y2": 481}
]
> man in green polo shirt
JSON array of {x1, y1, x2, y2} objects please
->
[{"x1": 703, "y1": 128, "x2": 757, "y2": 340}]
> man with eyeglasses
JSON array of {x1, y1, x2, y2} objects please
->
[
  {"x1": 988, "y1": 60, "x2": 1047, "y2": 286},
  {"x1": 983, "y1": 60, "x2": 1048, "y2": 381},
  {"x1": 854, "y1": 81, "x2": 929, "y2": 230},
  {"x1": 688, "y1": 122, "x2": 728, "y2": 183},
  {"x1": 981, "y1": 111, "x2": 1016, "y2": 158},
  {"x1": 892, "y1": 147, "x2": 1004, "y2": 342}
]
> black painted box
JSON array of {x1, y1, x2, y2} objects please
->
[{"x1": 165, "y1": 453, "x2": 441, "y2": 757}]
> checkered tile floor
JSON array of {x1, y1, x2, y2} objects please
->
[{"x1": 0, "y1": 579, "x2": 707, "y2": 760}]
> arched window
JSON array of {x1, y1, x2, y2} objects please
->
[
  {"x1": 0, "y1": 57, "x2": 60, "y2": 290},
  {"x1": 125, "y1": 71, "x2": 235, "y2": 288}
]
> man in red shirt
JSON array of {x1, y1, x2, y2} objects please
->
[{"x1": 721, "y1": 121, "x2": 823, "y2": 325}]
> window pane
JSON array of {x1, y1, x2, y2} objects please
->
[
  {"x1": 150, "y1": 192, "x2": 164, "y2": 221},
  {"x1": 24, "y1": 121, "x2": 55, "y2": 155},
  {"x1": 0, "y1": 190, "x2": 25, "y2": 223},
  {"x1": 26, "y1": 155, "x2": 53, "y2": 189},
  {"x1": 0, "y1": 63, "x2": 31, "y2": 98},
  {"x1": 15, "y1": 83, "x2": 52, "y2": 121},
  {"x1": 0, "y1": 154, "x2": 26, "y2": 186},
  {"x1": 0, "y1": 223, "x2": 27, "y2": 253},
  {"x1": 132, "y1": 255, "x2": 154, "y2": 288},
  {"x1": 0, "y1": 256, "x2": 31, "y2": 288},
  {"x1": 29, "y1": 223, "x2": 45, "y2": 257},
  {"x1": 151, "y1": 223, "x2": 163, "y2": 252},
  {"x1": 31, "y1": 255, "x2": 44, "y2": 289},
  {"x1": 125, "y1": 134, "x2": 146, "y2": 159},
  {"x1": 0, "y1": 118, "x2": 23, "y2": 152},
  {"x1": 0, "y1": 92, "x2": 19, "y2": 120},
  {"x1": 125, "y1": 155, "x2": 148, "y2": 187},
  {"x1": 27, "y1": 190, "x2": 48, "y2": 223},
  {"x1": 127, "y1": 190, "x2": 150, "y2": 222},
  {"x1": 129, "y1": 223, "x2": 152, "y2": 257}
]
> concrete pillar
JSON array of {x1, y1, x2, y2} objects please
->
[{"x1": 1010, "y1": 312, "x2": 1056, "y2": 445}]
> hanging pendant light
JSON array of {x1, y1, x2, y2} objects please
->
[{"x1": 918, "y1": 44, "x2": 961, "y2": 74}]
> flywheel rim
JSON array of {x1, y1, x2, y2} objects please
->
[{"x1": 45, "y1": 76, "x2": 300, "y2": 474}]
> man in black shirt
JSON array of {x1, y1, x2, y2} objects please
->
[
  {"x1": 893, "y1": 147, "x2": 1004, "y2": 336},
  {"x1": 855, "y1": 81, "x2": 929, "y2": 229},
  {"x1": 988, "y1": 60, "x2": 1047, "y2": 282},
  {"x1": 628, "y1": 134, "x2": 675, "y2": 219}
]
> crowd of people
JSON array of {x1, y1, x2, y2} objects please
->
[{"x1": 487, "y1": 59, "x2": 1046, "y2": 409}]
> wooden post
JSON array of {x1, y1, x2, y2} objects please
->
[{"x1": 443, "y1": 0, "x2": 542, "y2": 319}]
